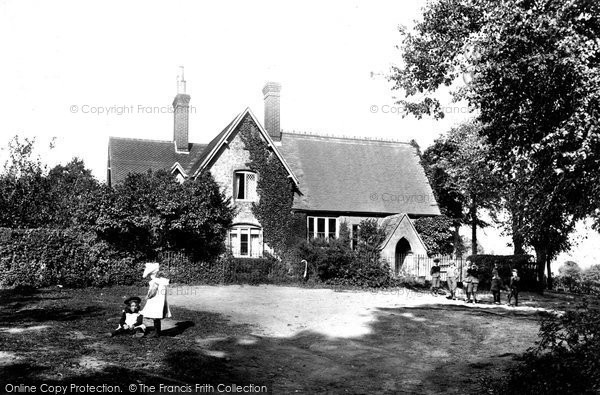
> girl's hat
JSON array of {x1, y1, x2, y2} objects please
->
[
  {"x1": 433, "y1": 258, "x2": 440, "y2": 263},
  {"x1": 143, "y1": 262, "x2": 160, "y2": 278},
  {"x1": 124, "y1": 296, "x2": 141, "y2": 305}
]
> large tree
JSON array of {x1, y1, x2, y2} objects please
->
[
  {"x1": 422, "y1": 121, "x2": 500, "y2": 255},
  {"x1": 391, "y1": 0, "x2": 600, "y2": 288}
]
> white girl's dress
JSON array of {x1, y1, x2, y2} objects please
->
[{"x1": 141, "y1": 277, "x2": 172, "y2": 319}]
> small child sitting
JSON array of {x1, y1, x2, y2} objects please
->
[{"x1": 111, "y1": 296, "x2": 146, "y2": 337}]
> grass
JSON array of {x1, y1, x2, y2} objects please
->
[{"x1": 0, "y1": 286, "x2": 255, "y2": 388}]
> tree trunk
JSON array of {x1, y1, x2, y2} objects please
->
[
  {"x1": 512, "y1": 213, "x2": 525, "y2": 255},
  {"x1": 534, "y1": 244, "x2": 547, "y2": 293},
  {"x1": 546, "y1": 255, "x2": 553, "y2": 290},
  {"x1": 454, "y1": 224, "x2": 462, "y2": 257},
  {"x1": 470, "y1": 204, "x2": 477, "y2": 255}
]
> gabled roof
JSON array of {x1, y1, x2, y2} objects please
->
[
  {"x1": 379, "y1": 213, "x2": 428, "y2": 251},
  {"x1": 279, "y1": 132, "x2": 440, "y2": 216},
  {"x1": 191, "y1": 108, "x2": 299, "y2": 186},
  {"x1": 108, "y1": 137, "x2": 207, "y2": 185}
]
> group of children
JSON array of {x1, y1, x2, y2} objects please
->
[
  {"x1": 430, "y1": 259, "x2": 521, "y2": 306},
  {"x1": 110, "y1": 262, "x2": 172, "y2": 338}
]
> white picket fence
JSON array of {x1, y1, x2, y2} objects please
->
[{"x1": 395, "y1": 254, "x2": 467, "y2": 281}]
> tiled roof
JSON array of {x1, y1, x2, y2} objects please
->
[
  {"x1": 279, "y1": 132, "x2": 440, "y2": 216},
  {"x1": 108, "y1": 137, "x2": 207, "y2": 185}
]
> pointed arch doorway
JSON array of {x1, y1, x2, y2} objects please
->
[{"x1": 395, "y1": 238, "x2": 412, "y2": 275}]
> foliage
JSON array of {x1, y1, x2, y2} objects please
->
[
  {"x1": 391, "y1": 0, "x2": 600, "y2": 286},
  {"x1": 355, "y1": 218, "x2": 387, "y2": 266},
  {"x1": 554, "y1": 264, "x2": 600, "y2": 296},
  {"x1": 489, "y1": 303, "x2": 600, "y2": 394},
  {"x1": 239, "y1": 116, "x2": 304, "y2": 256},
  {"x1": 0, "y1": 136, "x2": 53, "y2": 227},
  {"x1": 413, "y1": 215, "x2": 454, "y2": 256},
  {"x1": 294, "y1": 219, "x2": 395, "y2": 288},
  {"x1": 420, "y1": 137, "x2": 464, "y2": 239},
  {"x1": 47, "y1": 158, "x2": 100, "y2": 228},
  {"x1": 421, "y1": 122, "x2": 501, "y2": 255},
  {"x1": 581, "y1": 265, "x2": 600, "y2": 296},
  {"x1": 0, "y1": 228, "x2": 145, "y2": 288},
  {"x1": 82, "y1": 169, "x2": 234, "y2": 262},
  {"x1": 556, "y1": 261, "x2": 582, "y2": 292},
  {"x1": 466, "y1": 254, "x2": 535, "y2": 290}
]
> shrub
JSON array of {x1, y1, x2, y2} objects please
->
[
  {"x1": 489, "y1": 303, "x2": 600, "y2": 394},
  {"x1": 413, "y1": 215, "x2": 455, "y2": 256},
  {"x1": 293, "y1": 218, "x2": 395, "y2": 288}
]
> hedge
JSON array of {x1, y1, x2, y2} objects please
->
[
  {"x1": 0, "y1": 228, "x2": 145, "y2": 288},
  {"x1": 0, "y1": 228, "x2": 298, "y2": 288}
]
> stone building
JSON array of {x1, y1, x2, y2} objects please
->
[{"x1": 107, "y1": 72, "x2": 440, "y2": 274}]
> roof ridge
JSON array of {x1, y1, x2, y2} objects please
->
[
  {"x1": 109, "y1": 136, "x2": 173, "y2": 144},
  {"x1": 281, "y1": 130, "x2": 412, "y2": 145}
]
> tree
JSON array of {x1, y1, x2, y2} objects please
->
[
  {"x1": 47, "y1": 158, "x2": 100, "y2": 228},
  {"x1": 391, "y1": 0, "x2": 600, "y2": 288},
  {"x1": 421, "y1": 137, "x2": 465, "y2": 254},
  {"x1": 557, "y1": 260, "x2": 582, "y2": 292},
  {"x1": 422, "y1": 121, "x2": 501, "y2": 255},
  {"x1": 85, "y1": 170, "x2": 234, "y2": 261},
  {"x1": 0, "y1": 136, "x2": 52, "y2": 228}
]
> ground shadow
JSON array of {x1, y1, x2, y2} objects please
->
[
  {"x1": 0, "y1": 288, "x2": 546, "y2": 394},
  {"x1": 160, "y1": 320, "x2": 195, "y2": 337}
]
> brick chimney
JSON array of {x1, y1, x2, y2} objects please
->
[
  {"x1": 173, "y1": 66, "x2": 190, "y2": 152},
  {"x1": 262, "y1": 82, "x2": 281, "y2": 141}
]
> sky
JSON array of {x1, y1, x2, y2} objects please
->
[{"x1": 0, "y1": 0, "x2": 598, "y2": 270}]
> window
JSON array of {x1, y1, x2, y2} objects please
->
[
  {"x1": 228, "y1": 226, "x2": 262, "y2": 257},
  {"x1": 328, "y1": 219, "x2": 336, "y2": 240},
  {"x1": 351, "y1": 224, "x2": 359, "y2": 250},
  {"x1": 234, "y1": 171, "x2": 257, "y2": 201},
  {"x1": 307, "y1": 217, "x2": 338, "y2": 240}
]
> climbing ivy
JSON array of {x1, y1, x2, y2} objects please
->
[{"x1": 239, "y1": 118, "x2": 305, "y2": 256}]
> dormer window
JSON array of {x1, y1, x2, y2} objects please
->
[
  {"x1": 234, "y1": 171, "x2": 257, "y2": 201},
  {"x1": 171, "y1": 163, "x2": 186, "y2": 184}
]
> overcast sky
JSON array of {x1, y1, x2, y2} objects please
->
[{"x1": 1, "y1": 0, "x2": 597, "y2": 268}]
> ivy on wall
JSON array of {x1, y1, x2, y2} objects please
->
[{"x1": 239, "y1": 118, "x2": 305, "y2": 256}]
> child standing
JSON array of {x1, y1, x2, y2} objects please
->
[
  {"x1": 490, "y1": 273, "x2": 505, "y2": 305},
  {"x1": 507, "y1": 269, "x2": 521, "y2": 307},
  {"x1": 141, "y1": 262, "x2": 172, "y2": 337},
  {"x1": 446, "y1": 262, "x2": 458, "y2": 300},
  {"x1": 111, "y1": 296, "x2": 146, "y2": 337},
  {"x1": 430, "y1": 258, "x2": 442, "y2": 296},
  {"x1": 466, "y1": 264, "x2": 480, "y2": 303}
]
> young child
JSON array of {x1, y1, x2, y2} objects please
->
[
  {"x1": 446, "y1": 261, "x2": 458, "y2": 300},
  {"x1": 507, "y1": 269, "x2": 521, "y2": 306},
  {"x1": 490, "y1": 273, "x2": 505, "y2": 305},
  {"x1": 111, "y1": 296, "x2": 146, "y2": 337},
  {"x1": 141, "y1": 262, "x2": 172, "y2": 337},
  {"x1": 466, "y1": 264, "x2": 480, "y2": 303},
  {"x1": 430, "y1": 258, "x2": 442, "y2": 296}
]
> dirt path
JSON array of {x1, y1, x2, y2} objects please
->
[
  {"x1": 167, "y1": 285, "x2": 546, "y2": 393},
  {"x1": 168, "y1": 285, "x2": 545, "y2": 338}
]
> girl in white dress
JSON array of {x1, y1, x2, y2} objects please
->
[{"x1": 141, "y1": 262, "x2": 172, "y2": 337}]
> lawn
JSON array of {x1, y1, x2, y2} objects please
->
[{"x1": 0, "y1": 284, "x2": 581, "y2": 394}]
